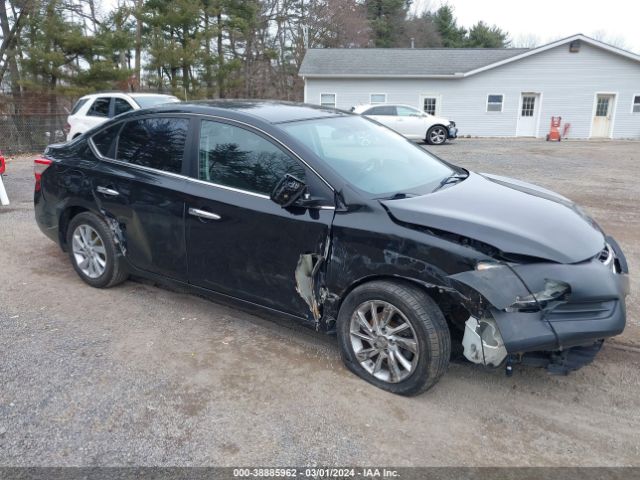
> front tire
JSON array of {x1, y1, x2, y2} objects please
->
[
  {"x1": 66, "y1": 212, "x2": 129, "y2": 288},
  {"x1": 337, "y1": 281, "x2": 451, "y2": 396},
  {"x1": 426, "y1": 125, "x2": 448, "y2": 145}
]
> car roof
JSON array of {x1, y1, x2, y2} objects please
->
[
  {"x1": 352, "y1": 103, "x2": 420, "y2": 113},
  {"x1": 148, "y1": 100, "x2": 349, "y2": 125},
  {"x1": 129, "y1": 93, "x2": 178, "y2": 98},
  {"x1": 79, "y1": 92, "x2": 177, "y2": 100}
]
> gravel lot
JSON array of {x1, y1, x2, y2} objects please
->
[{"x1": 1, "y1": 138, "x2": 639, "y2": 467}]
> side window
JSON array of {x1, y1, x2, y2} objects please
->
[
  {"x1": 71, "y1": 98, "x2": 89, "y2": 115},
  {"x1": 198, "y1": 120, "x2": 306, "y2": 195},
  {"x1": 364, "y1": 106, "x2": 396, "y2": 116},
  {"x1": 114, "y1": 98, "x2": 134, "y2": 116},
  {"x1": 117, "y1": 117, "x2": 188, "y2": 173},
  {"x1": 396, "y1": 106, "x2": 420, "y2": 116},
  {"x1": 87, "y1": 97, "x2": 111, "y2": 117},
  {"x1": 92, "y1": 123, "x2": 122, "y2": 158}
]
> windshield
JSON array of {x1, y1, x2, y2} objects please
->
[
  {"x1": 280, "y1": 116, "x2": 454, "y2": 197},
  {"x1": 131, "y1": 95, "x2": 180, "y2": 108}
]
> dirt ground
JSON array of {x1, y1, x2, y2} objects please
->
[{"x1": 0, "y1": 138, "x2": 639, "y2": 467}]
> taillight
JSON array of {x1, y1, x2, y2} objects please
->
[
  {"x1": 34, "y1": 158, "x2": 52, "y2": 192},
  {"x1": 0, "y1": 154, "x2": 5, "y2": 175},
  {"x1": 63, "y1": 123, "x2": 71, "y2": 135}
]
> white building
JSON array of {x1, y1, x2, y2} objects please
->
[{"x1": 299, "y1": 34, "x2": 640, "y2": 139}]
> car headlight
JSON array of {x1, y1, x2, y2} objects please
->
[{"x1": 511, "y1": 279, "x2": 570, "y2": 309}]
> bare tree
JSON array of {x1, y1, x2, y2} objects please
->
[
  {"x1": 591, "y1": 30, "x2": 632, "y2": 51},
  {"x1": 511, "y1": 33, "x2": 541, "y2": 49}
]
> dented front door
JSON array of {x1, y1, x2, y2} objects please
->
[
  {"x1": 185, "y1": 185, "x2": 333, "y2": 317},
  {"x1": 185, "y1": 118, "x2": 333, "y2": 319}
]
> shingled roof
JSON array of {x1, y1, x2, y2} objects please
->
[
  {"x1": 299, "y1": 35, "x2": 640, "y2": 79},
  {"x1": 299, "y1": 48, "x2": 529, "y2": 77}
]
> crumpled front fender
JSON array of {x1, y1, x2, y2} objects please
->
[{"x1": 448, "y1": 252, "x2": 629, "y2": 353}]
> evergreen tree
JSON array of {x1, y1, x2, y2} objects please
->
[
  {"x1": 466, "y1": 21, "x2": 510, "y2": 48},
  {"x1": 431, "y1": 4, "x2": 466, "y2": 47},
  {"x1": 366, "y1": 0, "x2": 409, "y2": 47}
]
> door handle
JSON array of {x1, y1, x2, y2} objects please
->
[
  {"x1": 188, "y1": 207, "x2": 221, "y2": 221},
  {"x1": 96, "y1": 186, "x2": 119, "y2": 196}
]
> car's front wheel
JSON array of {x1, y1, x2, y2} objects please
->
[
  {"x1": 66, "y1": 212, "x2": 129, "y2": 288},
  {"x1": 426, "y1": 125, "x2": 448, "y2": 145},
  {"x1": 337, "y1": 281, "x2": 451, "y2": 395}
]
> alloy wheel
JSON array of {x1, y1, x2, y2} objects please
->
[
  {"x1": 72, "y1": 224, "x2": 107, "y2": 279},
  {"x1": 349, "y1": 300, "x2": 420, "y2": 383},
  {"x1": 429, "y1": 127, "x2": 447, "y2": 144}
]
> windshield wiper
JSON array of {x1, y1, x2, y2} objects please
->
[{"x1": 433, "y1": 172, "x2": 468, "y2": 192}]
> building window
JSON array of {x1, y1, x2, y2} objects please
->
[
  {"x1": 521, "y1": 95, "x2": 536, "y2": 117},
  {"x1": 370, "y1": 93, "x2": 386, "y2": 104},
  {"x1": 423, "y1": 97, "x2": 437, "y2": 115},
  {"x1": 487, "y1": 94, "x2": 504, "y2": 112},
  {"x1": 633, "y1": 95, "x2": 640, "y2": 113},
  {"x1": 320, "y1": 93, "x2": 336, "y2": 108},
  {"x1": 595, "y1": 96, "x2": 610, "y2": 116}
]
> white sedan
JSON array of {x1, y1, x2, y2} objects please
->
[
  {"x1": 352, "y1": 104, "x2": 458, "y2": 145},
  {"x1": 65, "y1": 92, "x2": 180, "y2": 141}
]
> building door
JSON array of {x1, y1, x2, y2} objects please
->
[
  {"x1": 591, "y1": 94, "x2": 615, "y2": 138},
  {"x1": 516, "y1": 93, "x2": 540, "y2": 137}
]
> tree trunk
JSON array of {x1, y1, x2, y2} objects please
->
[
  {"x1": 134, "y1": 0, "x2": 142, "y2": 90},
  {"x1": 217, "y1": 12, "x2": 224, "y2": 98},
  {"x1": 204, "y1": 11, "x2": 213, "y2": 97},
  {"x1": 0, "y1": 0, "x2": 24, "y2": 93}
]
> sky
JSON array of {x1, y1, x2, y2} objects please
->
[{"x1": 412, "y1": 0, "x2": 640, "y2": 53}]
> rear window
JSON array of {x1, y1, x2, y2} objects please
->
[
  {"x1": 131, "y1": 95, "x2": 180, "y2": 109},
  {"x1": 114, "y1": 98, "x2": 134, "y2": 116},
  {"x1": 71, "y1": 98, "x2": 89, "y2": 115},
  {"x1": 87, "y1": 97, "x2": 111, "y2": 117},
  {"x1": 364, "y1": 106, "x2": 396, "y2": 116},
  {"x1": 116, "y1": 117, "x2": 188, "y2": 173},
  {"x1": 92, "y1": 124, "x2": 122, "y2": 157}
]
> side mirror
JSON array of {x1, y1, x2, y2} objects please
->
[{"x1": 270, "y1": 174, "x2": 307, "y2": 208}]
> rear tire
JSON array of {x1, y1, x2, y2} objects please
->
[
  {"x1": 337, "y1": 280, "x2": 451, "y2": 396},
  {"x1": 66, "y1": 212, "x2": 129, "y2": 288}
]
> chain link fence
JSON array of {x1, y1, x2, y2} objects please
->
[{"x1": 0, "y1": 93, "x2": 73, "y2": 155}]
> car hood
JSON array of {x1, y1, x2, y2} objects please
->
[
  {"x1": 428, "y1": 115, "x2": 450, "y2": 125},
  {"x1": 381, "y1": 172, "x2": 605, "y2": 263}
]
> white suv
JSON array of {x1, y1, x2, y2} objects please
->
[
  {"x1": 65, "y1": 92, "x2": 180, "y2": 141},
  {"x1": 352, "y1": 104, "x2": 457, "y2": 145}
]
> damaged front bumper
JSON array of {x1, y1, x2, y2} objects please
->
[{"x1": 450, "y1": 238, "x2": 629, "y2": 364}]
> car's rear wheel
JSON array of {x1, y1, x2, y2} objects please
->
[
  {"x1": 66, "y1": 212, "x2": 128, "y2": 288},
  {"x1": 426, "y1": 125, "x2": 448, "y2": 145},
  {"x1": 337, "y1": 280, "x2": 450, "y2": 396}
]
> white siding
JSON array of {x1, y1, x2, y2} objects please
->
[{"x1": 304, "y1": 43, "x2": 640, "y2": 139}]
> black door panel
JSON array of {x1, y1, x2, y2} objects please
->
[
  {"x1": 185, "y1": 182, "x2": 333, "y2": 318},
  {"x1": 90, "y1": 161, "x2": 189, "y2": 281}
]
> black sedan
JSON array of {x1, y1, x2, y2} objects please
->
[{"x1": 34, "y1": 101, "x2": 629, "y2": 395}]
